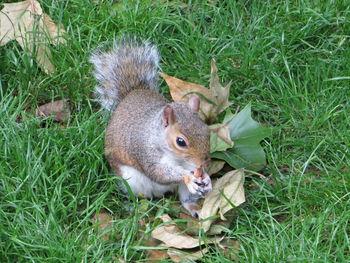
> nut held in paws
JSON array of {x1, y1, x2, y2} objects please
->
[{"x1": 194, "y1": 168, "x2": 203, "y2": 179}]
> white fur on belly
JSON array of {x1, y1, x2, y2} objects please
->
[{"x1": 119, "y1": 165, "x2": 177, "y2": 198}]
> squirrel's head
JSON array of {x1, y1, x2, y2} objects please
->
[{"x1": 162, "y1": 95, "x2": 210, "y2": 169}]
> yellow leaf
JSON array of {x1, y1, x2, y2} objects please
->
[
  {"x1": 0, "y1": 0, "x2": 66, "y2": 73},
  {"x1": 199, "y1": 169, "x2": 245, "y2": 232}
]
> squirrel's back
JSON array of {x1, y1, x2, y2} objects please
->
[{"x1": 90, "y1": 40, "x2": 160, "y2": 111}]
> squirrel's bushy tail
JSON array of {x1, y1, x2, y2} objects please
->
[{"x1": 90, "y1": 40, "x2": 160, "y2": 111}]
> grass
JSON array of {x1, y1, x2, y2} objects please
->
[{"x1": 1, "y1": 0, "x2": 349, "y2": 262}]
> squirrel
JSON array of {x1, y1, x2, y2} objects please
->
[{"x1": 90, "y1": 39, "x2": 212, "y2": 217}]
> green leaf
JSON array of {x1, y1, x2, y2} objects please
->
[{"x1": 211, "y1": 103, "x2": 271, "y2": 171}]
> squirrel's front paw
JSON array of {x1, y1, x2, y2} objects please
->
[{"x1": 183, "y1": 170, "x2": 212, "y2": 197}]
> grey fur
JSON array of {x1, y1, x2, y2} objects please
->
[{"x1": 90, "y1": 40, "x2": 160, "y2": 111}]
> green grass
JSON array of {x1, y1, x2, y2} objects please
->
[{"x1": 1, "y1": 0, "x2": 349, "y2": 262}]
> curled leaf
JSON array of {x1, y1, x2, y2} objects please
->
[
  {"x1": 210, "y1": 123, "x2": 234, "y2": 153},
  {"x1": 161, "y1": 59, "x2": 232, "y2": 124},
  {"x1": 199, "y1": 169, "x2": 245, "y2": 232},
  {"x1": 210, "y1": 58, "x2": 233, "y2": 115}
]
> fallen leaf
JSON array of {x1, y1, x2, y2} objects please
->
[
  {"x1": 92, "y1": 210, "x2": 113, "y2": 241},
  {"x1": 147, "y1": 249, "x2": 169, "y2": 262},
  {"x1": 209, "y1": 58, "x2": 233, "y2": 115},
  {"x1": 0, "y1": 0, "x2": 66, "y2": 73},
  {"x1": 207, "y1": 160, "x2": 225, "y2": 176},
  {"x1": 35, "y1": 99, "x2": 70, "y2": 122},
  {"x1": 178, "y1": 212, "x2": 200, "y2": 236},
  {"x1": 161, "y1": 72, "x2": 216, "y2": 123},
  {"x1": 151, "y1": 214, "x2": 202, "y2": 249},
  {"x1": 177, "y1": 212, "x2": 231, "y2": 236},
  {"x1": 143, "y1": 237, "x2": 169, "y2": 262},
  {"x1": 199, "y1": 169, "x2": 245, "y2": 232},
  {"x1": 219, "y1": 239, "x2": 240, "y2": 261},
  {"x1": 167, "y1": 248, "x2": 208, "y2": 263},
  {"x1": 161, "y1": 59, "x2": 232, "y2": 124},
  {"x1": 210, "y1": 123, "x2": 234, "y2": 153},
  {"x1": 152, "y1": 214, "x2": 223, "y2": 249},
  {"x1": 206, "y1": 217, "x2": 232, "y2": 236},
  {"x1": 211, "y1": 104, "x2": 271, "y2": 171}
]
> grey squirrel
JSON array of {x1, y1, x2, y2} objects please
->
[{"x1": 90, "y1": 40, "x2": 212, "y2": 217}]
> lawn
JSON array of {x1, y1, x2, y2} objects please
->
[{"x1": 1, "y1": 0, "x2": 349, "y2": 262}]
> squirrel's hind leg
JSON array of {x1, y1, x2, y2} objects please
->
[{"x1": 119, "y1": 165, "x2": 176, "y2": 199}]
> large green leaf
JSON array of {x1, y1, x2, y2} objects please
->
[
  {"x1": 209, "y1": 123, "x2": 234, "y2": 153},
  {"x1": 211, "y1": 103, "x2": 271, "y2": 171}
]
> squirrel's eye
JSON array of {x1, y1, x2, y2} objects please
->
[{"x1": 176, "y1": 137, "x2": 187, "y2": 147}]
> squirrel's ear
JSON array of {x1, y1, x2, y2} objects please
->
[
  {"x1": 188, "y1": 95, "x2": 200, "y2": 112},
  {"x1": 162, "y1": 104, "x2": 176, "y2": 127}
]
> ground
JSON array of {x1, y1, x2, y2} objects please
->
[{"x1": 0, "y1": 0, "x2": 349, "y2": 262}]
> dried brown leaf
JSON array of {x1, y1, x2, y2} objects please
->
[
  {"x1": 151, "y1": 214, "x2": 202, "y2": 249},
  {"x1": 206, "y1": 217, "x2": 231, "y2": 236},
  {"x1": 160, "y1": 72, "x2": 217, "y2": 123},
  {"x1": 167, "y1": 248, "x2": 208, "y2": 263},
  {"x1": 143, "y1": 237, "x2": 169, "y2": 263},
  {"x1": 147, "y1": 249, "x2": 169, "y2": 262},
  {"x1": 210, "y1": 58, "x2": 233, "y2": 114},
  {"x1": 178, "y1": 212, "x2": 200, "y2": 236},
  {"x1": 161, "y1": 59, "x2": 232, "y2": 124},
  {"x1": 219, "y1": 239, "x2": 240, "y2": 261},
  {"x1": 0, "y1": 0, "x2": 66, "y2": 73},
  {"x1": 42, "y1": 13, "x2": 66, "y2": 44},
  {"x1": 199, "y1": 169, "x2": 245, "y2": 232},
  {"x1": 92, "y1": 210, "x2": 113, "y2": 241},
  {"x1": 0, "y1": 1, "x2": 41, "y2": 46},
  {"x1": 35, "y1": 99, "x2": 70, "y2": 122}
]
